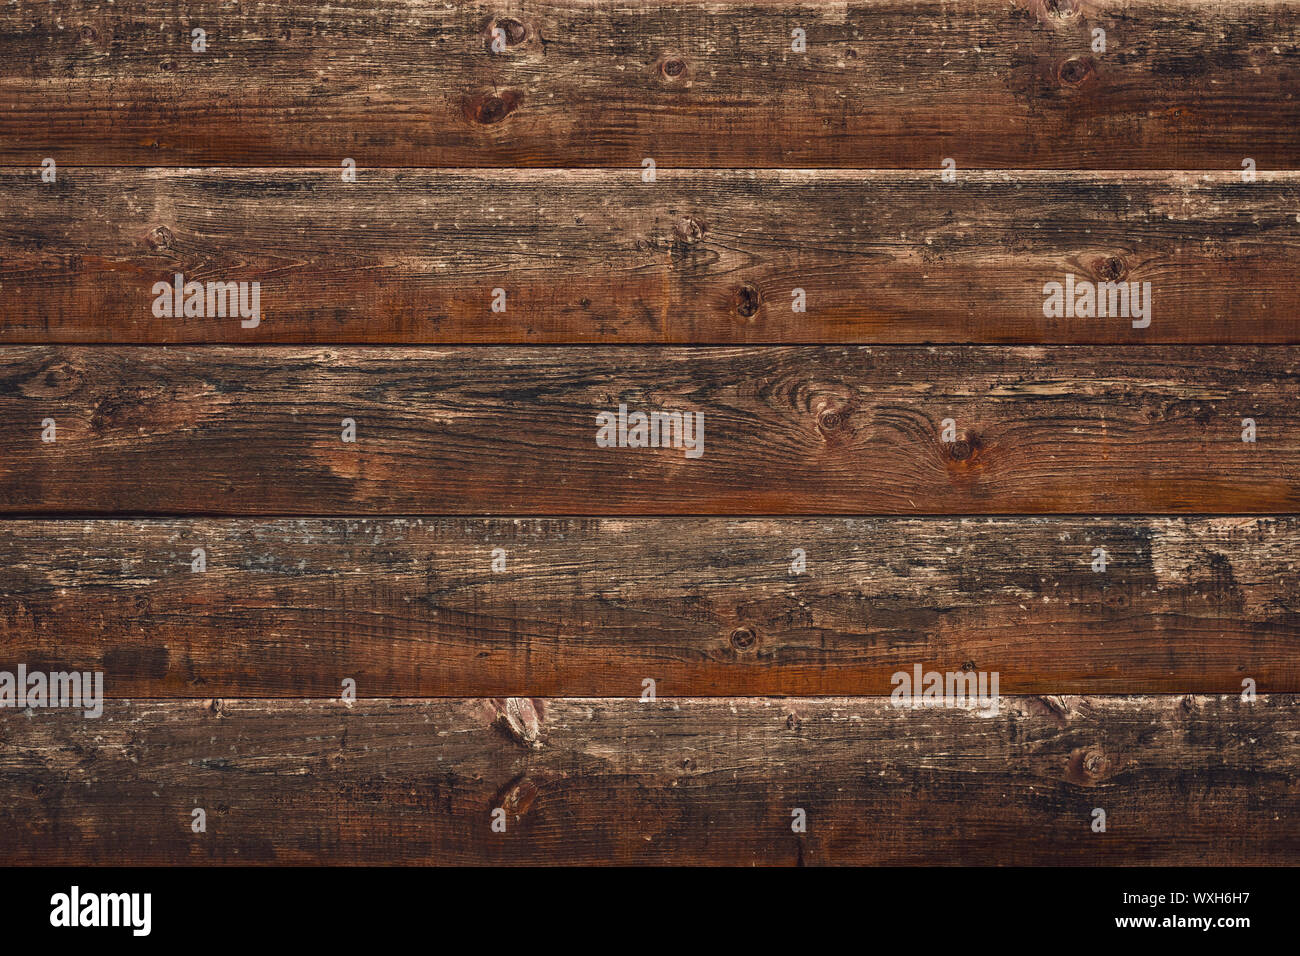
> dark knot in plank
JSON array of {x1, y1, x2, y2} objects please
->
[
  {"x1": 145, "y1": 225, "x2": 175, "y2": 252},
  {"x1": 673, "y1": 216, "x2": 706, "y2": 245},
  {"x1": 733, "y1": 284, "x2": 762, "y2": 318},
  {"x1": 1019, "y1": 0, "x2": 1085, "y2": 22},
  {"x1": 1094, "y1": 255, "x2": 1128, "y2": 282},
  {"x1": 729, "y1": 626, "x2": 757, "y2": 650},
  {"x1": 656, "y1": 54, "x2": 691, "y2": 86},
  {"x1": 492, "y1": 696, "x2": 544, "y2": 749},
  {"x1": 944, "y1": 431, "x2": 986, "y2": 471},
  {"x1": 464, "y1": 90, "x2": 522, "y2": 125},
  {"x1": 817, "y1": 409, "x2": 846, "y2": 434},
  {"x1": 484, "y1": 16, "x2": 528, "y2": 52},
  {"x1": 1057, "y1": 56, "x2": 1097, "y2": 87}
]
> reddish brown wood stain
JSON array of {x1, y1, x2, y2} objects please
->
[
  {"x1": 0, "y1": 696, "x2": 1295, "y2": 865},
  {"x1": 0, "y1": 517, "x2": 1296, "y2": 697},
  {"x1": 0, "y1": 0, "x2": 1296, "y2": 867},
  {"x1": 1, "y1": 170, "x2": 1298, "y2": 343},
  {"x1": 1, "y1": 0, "x2": 1298, "y2": 167},
  {"x1": 0, "y1": 346, "x2": 1297, "y2": 515}
]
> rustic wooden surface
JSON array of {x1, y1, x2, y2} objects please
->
[
  {"x1": 1, "y1": 516, "x2": 1296, "y2": 696},
  {"x1": 3, "y1": 0, "x2": 1298, "y2": 872},
  {"x1": 2, "y1": 0, "x2": 1299, "y2": 168},
  {"x1": 2, "y1": 346, "x2": 1296, "y2": 514},
  {"x1": 3, "y1": 169, "x2": 1298, "y2": 344},
  {"x1": 0, "y1": 695, "x2": 1293, "y2": 865}
]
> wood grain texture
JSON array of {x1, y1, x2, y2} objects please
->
[
  {"x1": 2, "y1": 346, "x2": 1298, "y2": 514},
  {"x1": 2, "y1": 1, "x2": 1299, "y2": 168},
  {"x1": 2, "y1": 517, "x2": 1297, "y2": 696},
  {"x1": 4, "y1": 169, "x2": 1299, "y2": 344},
  {"x1": 0, "y1": 695, "x2": 1293, "y2": 865}
]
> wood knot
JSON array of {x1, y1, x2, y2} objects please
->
[
  {"x1": 811, "y1": 403, "x2": 852, "y2": 437},
  {"x1": 1094, "y1": 255, "x2": 1128, "y2": 282},
  {"x1": 90, "y1": 397, "x2": 120, "y2": 432},
  {"x1": 1083, "y1": 749, "x2": 1111, "y2": 776},
  {"x1": 817, "y1": 409, "x2": 845, "y2": 434},
  {"x1": 1057, "y1": 56, "x2": 1097, "y2": 87},
  {"x1": 464, "y1": 89, "x2": 521, "y2": 125},
  {"x1": 673, "y1": 216, "x2": 706, "y2": 245},
  {"x1": 493, "y1": 697, "x2": 544, "y2": 749},
  {"x1": 729, "y1": 626, "x2": 757, "y2": 650},
  {"x1": 1067, "y1": 745, "x2": 1113, "y2": 784},
  {"x1": 1029, "y1": 694, "x2": 1072, "y2": 726},
  {"x1": 201, "y1": 698, "x2": 225, "y2": 718},
  {"x1": 498, "y1": 17, "x2": 528, "y2": 45},
  {"x1": 733, "y1": 284, "x2": 762, "y2": 318},
  {"x1": 79, "y1": 25, "x2": 97, "y2": 41},
  {"x1": 484, "y1": 16, "x2": 528, "y2": 52},
  {"x1": 1019, "y1": 0, "x2": 1084, "y2": 22},
  {"x1": 494, "y1": 773, "x2": 540, "y2": 819},
  {"x1": 657, "y1": 54, "x2": 691, "y2": 85},
  {"x1": 1103, "y1": 588, "x2": 1130, "y2": 610},
  {"x1": 943, "y1": 431, "x2": 985, "y2": 469},
  {"x1": 146, "y1": 225, "x2": 174, "y2": 251}
]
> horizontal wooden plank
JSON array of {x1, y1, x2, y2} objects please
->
[
  {"x1": 4, "y1": 169, "x2": 1299, "y2": 344},
  {"x1": 0, "y1": 695, "x2": 1293, "y2": 864},
  {"x1": 2, "y1": 346, "x2": 1298, "y2": 514},
  {"x1": 2, "y1": 517, "x2": 1297, "y2": 696},
  {"x1": 3, "y1": 1, "x2": 1299, "y2": 168}
]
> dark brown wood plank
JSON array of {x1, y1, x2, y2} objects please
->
[
  {"x1": 2, "y1": 517, "x2": 1297, "y2": 696},
  {"x1": 4, "y1": 169, "x2": 1299, "y2": 344},
  {"x1": 2, "y1": 346, "x2": 1298, "y2": 514},
  {"x1": 0, "y1": 695, "x2": 1293, "y2": 864},
  {"x1": 2, "y1": 1, "x2": 1299, "y2": 168}
]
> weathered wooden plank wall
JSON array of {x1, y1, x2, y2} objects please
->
[
  {"x1": 0, "y1": 517, "x2": 1296, "y2": 696},
  {"x1": 2, "y1": 0, "x2": 1298, "y2": 168},
  {"x1": 2, "y1": 346, "x2": 1296, "y2": 514},
  {"x1": 2, "y1": 169, "x2": 1298, "y2": 343},
  {"x1": 0, "y1": 696, "x2": 1294, "y2": 865},
  {"x1": 1, "y1": 0, "x2": 1296, "y2": 869}
]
